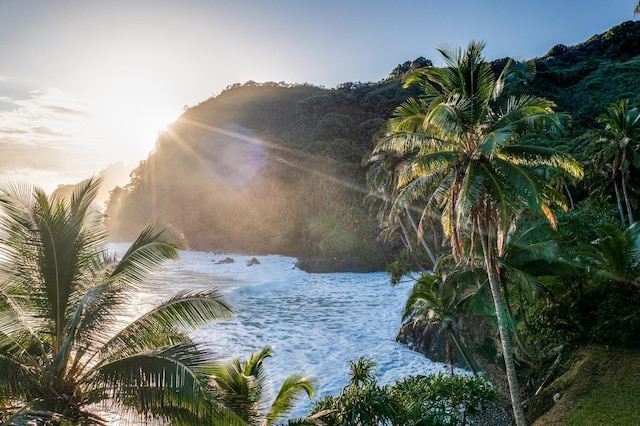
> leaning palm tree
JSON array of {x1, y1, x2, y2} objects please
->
[
  {"x1": 210, "y1": 345, "x2": 315, "y2": 426},
  {"x1": 402, "y1": 266, "x2": 489, "y2": 377},
  {"x1": 585, "y1": 99, "x2": 640, "y2": 226},
  {"x1": 364, "y1": 146, "x2": 441, "y2": 269},
  {"x1": 0, "y1": 177, "x2": 239, "y2": 424},
  {"x1": 373, "y1": 41, "x2": 583, "y2": 425}
]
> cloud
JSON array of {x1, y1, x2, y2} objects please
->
[{"x1": 0, "y1": 85, "x2": 98, "y2": 190}]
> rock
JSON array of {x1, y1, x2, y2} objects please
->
[
  {"x1": 214, "y1": 257, "x2": 235, "y2": 264},
  {"x1": 397, "y1": 317, "x2": 510, "y2": 398},
  {"x1": 246, "y1": 257, "x2": 260, "y2": 266},
  {"x1": 295, "y1": 257, "x2": 383, "y2": 273}
]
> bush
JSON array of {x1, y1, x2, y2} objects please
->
[
  {"x1": 391, "y1": 374, "x2": 500, "y2": 426},
  {"x1": 309, "y1": 358, "x2": 499, "y2": 426}
]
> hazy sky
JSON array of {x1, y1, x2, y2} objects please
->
[{"x1": 0, "y1": 0, "x2": 636, "y2": 193}]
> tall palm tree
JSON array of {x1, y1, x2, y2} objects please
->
[
  {"x1": 364, "y1": 147, "x2": 440, "y2": 268},
  {"x1": 0, "y1": 178, "x2": 239, "y2": 425},
  {"x1": 210, "y1": 345, "x2": 315, "y2": 426},
  {"x1": 586, "y1": 99, "x2": 640, "y2": 226},
  {"x1": 373, "y1": 41, "x2": 583, "y2": 425}
]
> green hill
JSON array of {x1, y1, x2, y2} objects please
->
[{"x1": 105, "y1": 20, "x2": 640, "y2": 266}]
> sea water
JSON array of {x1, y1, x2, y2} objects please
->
[{"x1": 112, "y1": 245, "x2": 448, "y2": 417}]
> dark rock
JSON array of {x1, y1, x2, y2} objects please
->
[
  {"x1": 397, "y1": 317, "x2": 511, "y2": 398},
  {"x1": 246, "y1": 257, "x2": 260, "y2": 266},
  {"x1": 214, "y1": 257, "x2": 235, "y2": 264},
  {"x1": 295, "y1": 257, "x2": 384, "y2": 273}
]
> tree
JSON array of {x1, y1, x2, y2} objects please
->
[
  {"x1": 210, "y1": 346, "x2": 315, "y2": 426},
  {"x1": 364, "y1": 147, "x2": 441, "y2": 270},
  {"x1": 402, "y1": 266, "x2": 488, "y2": 377},
  {"x1": 585, "y1": 99, "x2": 640, "y2": 226},
  {"x1": 0, "y1": 178, "x2": 239, "y2": 425},
  {"x1": 310, "y1": 357, "x2": 397, "y2": 426},
  {"x1": 372, "y1": 41, "x2": 583, "y2": 425},
  {"x1": 581, "y1": 223, "x2": 640, "y2": 289}
]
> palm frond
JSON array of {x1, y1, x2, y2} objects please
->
[
  {"x1": 499, "y1": 144, "x2": 584, "y2": 179},
  {"x1": 96, "y1": 289, "x2": 234, "y2": 363},
  {"x1": 110, "y1": 224, "x2": 185, "y2": 286},
  {"x1": 87, "y1": 342, "x2": 216, "y2": 416},
  {"x1": 264, "y1": 374, "x2": 315, "y2": 426}
]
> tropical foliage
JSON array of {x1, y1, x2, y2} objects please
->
[
  {"x1": 0, "y1": 178, "x2": 239, "y2": 425},
  {"x1": 402, "y1": 265, "x2": 488, "y2": 376},
  {"x1": 105, "y1": 21, "x2": 640, "y2": 267},
  {"x1": 310, "y1": 357, "x2": 499, "y2": 426},
  {"x1": 368, "y1": 40, "x2": 583, "y2": 425},
  {"x1": 584, "y1": 99, "x2": 640, "y2": 226},
  {"x1": 210, "y1": 345, "x2": 315, "y2": 426}
]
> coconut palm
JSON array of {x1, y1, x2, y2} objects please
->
[
  {"x1": 373, "y1": 41, "x2": 583, "y2": 425},
  {"x1": 364, "y1": 147, "x2": 441, "y2": 269},
  {"x1": 0, "y1": 177, "x2": 239, "y2": 425},
  {"x1": 210, "y1": 345, "x2": 315, "y2": 426},
  {"x1": 586, "y1": 99, "x2": 640, "y2": 226},
  {"x1": 581, "y1": 223, "x2": 640, "y2": 289},
  {"x1": 402, "y1": 266, "x2": 489, "y2": 377}
]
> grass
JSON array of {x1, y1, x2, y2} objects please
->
[{"x1": 531, "y1": 346, "x2": 640, "y2": 425}]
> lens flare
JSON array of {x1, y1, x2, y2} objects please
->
[{"x1": 196, "y1": 123, "x2": 265, "y2": 187}]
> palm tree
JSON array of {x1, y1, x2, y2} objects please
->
[
  {"x1": 586, "y1": 99, "x2": 640, "y2": 226},
  {"x1": 364, "y1": 147, "x2": 441, "y2": 269},
  {"x1": 581, "y1": 223, "x2": 640, "y2": 289},
  {"x1": 402, "y1": 266, "x2": 489, "y2": 377},
  {"x1": 0, "y1": 177, "x2": 239, "y2": 425},
  {"x1": 373, "y1": 41, "x2": 583, "y2": 425},
  {"x1": 210, "y1": 345, "x2": 315, "y2": 426}
]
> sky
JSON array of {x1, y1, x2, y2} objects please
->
[{"x1": 0, "y1": 0, "x2": 637, "y2": 194}]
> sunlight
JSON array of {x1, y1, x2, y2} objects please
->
[
  {"x1": 88, "y1": 91, "x2": 181, "y2": 165},
  {"x1": 77, "y1": 53, "x2": 184, "y2": 167}
]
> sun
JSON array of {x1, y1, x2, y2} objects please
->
[
  {"x1": 78, "y1": 54, "x2": 185, "y2": 168},
  {"x1": 88, "y1": 84, "x2": 181, "y2": 166}
]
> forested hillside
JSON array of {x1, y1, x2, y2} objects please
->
[{"x1": 105, "y1": 20, "x2": 640, "y2": 264}]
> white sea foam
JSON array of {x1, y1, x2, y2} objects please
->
[{"x1": 109, "y1": 245, "x2": 450, "y2": 417}]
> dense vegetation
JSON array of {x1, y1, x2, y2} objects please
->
[
  {"x1": 0, "y1": 179, "x2": 318, "y2": 425},
  {"x1": 106, "y1": 22, "x2": 640, "y2": 268},
  {"x1": 365, "y1": 28, "x2": 640, "y2": 426},
  {"x1": 105, "y1": 80, "x2": 419, "y2": 267},
  {"x1": 98, "y1": 19, "x2": 640, "y2": 425}
]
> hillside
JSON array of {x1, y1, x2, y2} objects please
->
[
  {"x1": 529, "y1": 346, "x2": 640, "y2": 425},
  {"x1": 105, "y1": 20, "x2": 640, "y2": 263}
]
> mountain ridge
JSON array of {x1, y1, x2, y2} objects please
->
[{"x1": 105, "y1": 20, "x2": 640, "y2": 263}]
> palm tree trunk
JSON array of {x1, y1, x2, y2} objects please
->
[
  {"x1": 446, "y1": 323, "x2": 479, "y2": 377},
  {"x1": 397, "y1": 217, "x2": 413, "y2": 251},
  {"x1": 622, "y1": 175, "x2": 634, "y2": 225},
  {"x1": 614, "y1": 180, "x2": 626, "y2": 225},
  {"x1": 564, "y1": 183, "x2": 574, "y2": 210},
  {"x1": 398, "y1": 218, "x2": 429, "y2": 274},
  {"x1": 478, "y1": 217, "x2": 527, "y2": 426},
  {"x1": 405, "y1": 206, "x2": 437, "y2": 266}
]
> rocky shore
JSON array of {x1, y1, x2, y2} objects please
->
[
  {"x1": 294, "y1": 257, "x2": 384, "y2": 273},
  {"x1": 397, "y1": 318, "x2": 515, "y2": 426}
]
